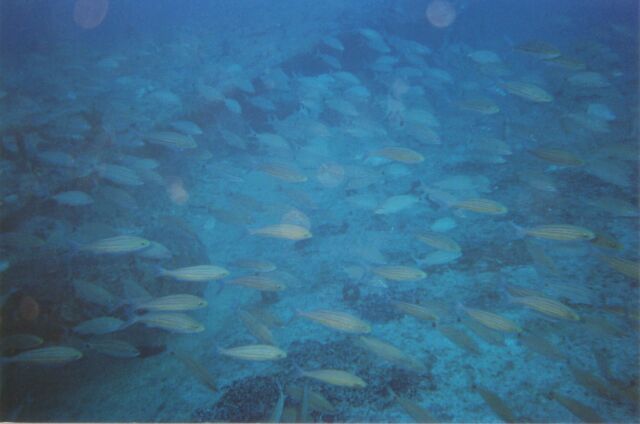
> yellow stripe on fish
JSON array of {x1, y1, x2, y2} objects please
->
[
  {"x1": 249, "y1": 224, "x2": 312, "y2": 240},
  {"x1": 258, "y1": 162, "x2": 307, "y2": 183},
  {"x1": 229, "y1": 275, "x2": 286, "y2": 291},
  {"x1": 501, "y1": 81, "x2": 554, "y2": 102},
  {"x1": 134, "y1": 294, "x2": 207, "y2": 312},
  {"x1": 158, "y1": 265, "x2": 230, "y2": 282},
  {"x1": 512, "y1": 296, "x2": 580, "y2": 321},
  {"x1": 300, "y1": 369, "x2": 366, "y2": 388},
  {"x1": 81, "y1": 235, "x2": 151, "y2": 254},
  {"x1": 218, "y1": 344, "x2": 286, "y2": 361},
  {"x1": 372, "y1": 266, "x2": 426, "y2": 282},
  {"x1": 461, "y1": 306, "x2": 522, "y2": 333},
  {"x1": 417, "y1": 232, "x2": 461, "y2": 252},
  {"x1": 453, "y1": 198, "x2": 508, "y2": 215},
  {"x1": 523, "y1": 224, "x2": 595, "y2": 241},
  {"x1": 529, "y1": 147, "x2": 584, "y2": 166},
  {"x1": 297, "y1": 309, "x2": 371, "y2": 334},
  {"x1": 370, "y1": 146, "x2": 425, "y2": 164}
]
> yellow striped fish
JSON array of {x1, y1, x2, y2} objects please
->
[
  {"x1": 551, "y1": 392, "x2": 604, "y2": 423},
  {"x1": 599, "y1": 255, "x2": 639, "y2": 280},
  {"x1": 529, "y1": 147, "x2": 584, "y2": 166},
  {"x1": 370, "y1": 147, "x2": 425, "y2": 164},
  {"x1": 453, "y1": 198, "x2": 508, "y2": 215},
  {"x1": 521, "y1": 224, "x2": 595, "y2": 241},
  {"x1": 134, "y1": 294, "x2": 207, "y2": 312},
  {"x1": 218, "y1": 344, "x2": 286, "y2": 361},
  {"x1": 146, "y1": 131, "x2": 197, "y2": 149},
  {"x1": 228, "y1": 275, "x2": 286, "y2": 291},
  {"x1": 3, "y1": 346, "x2": 82, "y2": 364},
  {"x1": 501, "y1": 81, "x2": 554, "y2": 102},
  {"x1": 389, "y1": 388, "x2": 437, "y2": 423},
  {"x1": 133, "y1": 312, "x2": 205, "y2": 333},
  {"x1": 286, "y1": 385, "x2": 336, "y2": 414},
  {"x1": 158, "y1": 265, "x2": 229, "y2": 282},
  {"x1": 232, "y1": 259, "x2": 277, "y2": 272},
  {"x1": 514, "y1": 41, "x2": 561, "y2": 59},
  {"x1": 391, "y1": 300, "x2": 441, "y2": 322},
  {"x1": 88, "y1": 339, "x2": 140, "y2": 358},
  {"x1": 297, "y1": 309, "x2": 371, "y2": 334},
  {"x1": 357, "y1": 336, "x2": 426, "y2": 372},
  {"x1": 457, "y1": 98, "x2": 500, "y2": 115},
  {"x1": 417, "y1": 232, "x2": 461, "y2": 252},
  {"x1": 300, "y1": 369, "x2": 366, "y2": 388},
  {"x1": 81, "y1": 235, "x2": 151, "y2": 254},
  {"x1": 460, "y1": 306, "x2": 522, "y2": 333},
  {"x1": 372, "y1": 266, "x2": 426, "y2": 282},
  {"x1": 249, "y1": 224, "x2": 312, "y2": 240},
  {"x1": 512, "y1": 296, "x2": 580, "y2": 321},
  {"x1": 239, "y1": 310, "x2": 276, "y2": 345},
  {"x1": 259, "y1": 163, "x2": 307, "y2": 183}
]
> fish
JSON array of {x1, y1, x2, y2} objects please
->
[
  {"x1": 438, "y1": 325, "x2": 480, "y2": 354},
  {"x1": 370, "y1": 147, "x2": 425, "y2": 164},
  {"x1": 297, "y1": 309, "x2": 371, "y2": 334},
  {"x1": 299, "y1": 368, "x2": 366, "y2": 388},
  {"x1": 589, "y1": 231, "x2": 623, "y2": 251},
  {"x1": 417, "y1": 232, "x2": 461, "y2": 252},
  {"x1": 529, "y1": 147, "x2": 584, "y2": 166},
  {"x1": 229, "y1": 275, "x2": 286, "y2": 291},
  {"x1": 514, "y1": 41, "x2": 561, "y2": 59},
  {"x1": 457, "y1": 98, "x2": 500, "y2": 115},
  {"x1": 73, "y1": 280, "x2": 119, "y2": 308},
  {"x1": 599, "y1": 255, "x2": 639, "y2": 280},
  {"x1": 249, "y1": 224, "x2": 312, "y2": 240},
  {"x1": 474, "y1": 385, "x2": 518, "y2": 423},
  {"x1": 373, "y1": 265, "x2": 426, "y2": 282},
  {"x1": 518, "y1": 224, "x2": 595, "y2": 241},
  {"x1": 299, "y1": 383, "x2": 310, "y2": 423},
  {"x1": 0, "y1": 334, "x2": 44, "y2": 352},
  {"x1": 389, "y1": 388, "x2": 437, "y2": 423},
  {"x1": 569, "y1": 365, "x2": 616, "y2": 400},
  {"x1": 130, "y1": 312, "x2": 205, "y2": 333},
  {"x1": 374, "y1": 195, "x2": 419, "y2": 215},
  {"x1": 286, "y1": 385, "x2": 336, "y2": 414},
  {"x1": 232, "y1": 259, "x2": 277, "y2": 272},
  {"x1": 87, "y1": 339, "x2": 140, "y2": 358},
  {"x1": 269, "y1": 382, "x2": 286, "y2": 423},
  {"x1": 259, "y1": 163, "x2": 307, "y2": 183},
  {"x1": 158, "y1": 265, "x2": 230, "y2": 282},
  {"x1": 1, "y1": 346, "x2": 82, "y2": 364},
  {"x1": 52, "y1": 191, "x2": 93, "y2": 206},
  {"x1": 519, "y1": 332, "x2": 566, "y2": 361},
  {"x1": 391, "y1": 300, "x2": 441, "y2": 322},
  {"x1": 501, "y1": 81, "x2": 554, "y2": 102},
  {"x1": 171, "y1": 350, "x2": 217, "y2": 392},
  {"x1": 460, "y1": 306, "x2": 522, "y2": 333},
  {"x1": 169, "y1": 120, "x2": 203, "y2": 136},
  {"x1": 357, "y1": 336, "x2": 426, "y2": 372},
  {"x1": 239, "y1": 309, "x2": 276, "y2": 345},
  {"x1": 567, "y1": 71, "x2": 610, "y2": 88},
  {"x1": 453, "y1": 198, "x2": 508, "y2": 215},
  {"x1": 136, "y1": 241, "x2": 173, "y2": 260},
  {"x1": 550, "y1": 392, "x2": 604, "y2": 423},
  {"x1": 73, "y1": 317, "x2": 125, "y2": 335},
  {"x1": 134, "y1": 294, "x2": 207, "y2": 312},
  {"x1": 80, "y1": 235, "x2": 151, "y2": 254},
  {"x1": 146, "y1": 131, "x2": 197, "y2": 149},
  {"x1": 96, "y1": 163, "x2": 144, "y2": 186},
  {"x1": 462, "y1": 317, "x2": 505, "y2": 346},
  {"x1": 511, "y1": 296, "x2": 580, "y2": 321},
  {"x1": 218, "y1": 344, "x2": 286, "y2": 361}
]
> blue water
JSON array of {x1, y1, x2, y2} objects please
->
[{"x1": 0, "y1": 0, "x2": 638, "y2": 422}]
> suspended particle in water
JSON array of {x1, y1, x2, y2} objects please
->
[
  {"x1": 73, "y1": 0, "x2": 109, "y2": 30},
  {"x1": 425, "y1": 0, "x2": 456, "y2": 28}
]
